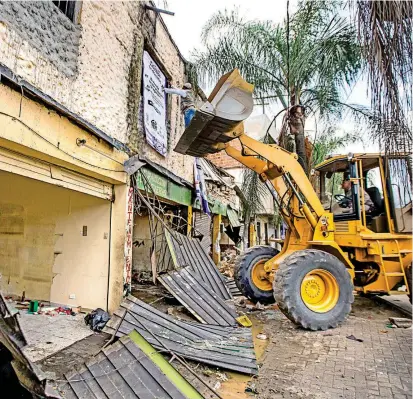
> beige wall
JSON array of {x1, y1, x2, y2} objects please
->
[
  {"x1": 0, "y1": 171, "x2": 112, "y2": 310},
  {"x1": 132, "y1": 214, "x2": 152, "y2": 275},
  {"x1": 0, "y1": 1, "x2": 194, "y2": 181}
]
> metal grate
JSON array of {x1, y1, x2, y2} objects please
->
[{"x1": 52, "y1": 1, "x2": 76, "y2": 22}]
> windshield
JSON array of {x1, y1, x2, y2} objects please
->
[{"x1": 320, "y1": 171, "x2": 351, "y2": 215}]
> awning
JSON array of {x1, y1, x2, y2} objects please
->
[{"x1": 126, "y1": 155, "x2": 193, "y2": 206}]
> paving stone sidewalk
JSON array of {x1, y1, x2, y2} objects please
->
[{"x1": 255, "y1": 298, "x2": 412, "y2": 399}]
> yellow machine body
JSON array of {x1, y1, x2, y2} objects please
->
[{"x1": 175, "y1": 69, "x2": 412, "y2": 300}]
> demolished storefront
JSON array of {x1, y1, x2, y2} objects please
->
[{"x1": 0, "y1": 65, "x2": 129, "y2": 313}]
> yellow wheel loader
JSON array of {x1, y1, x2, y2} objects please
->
[{"x1": 175, "y1": 70, "x2": 412, "y2": 330}]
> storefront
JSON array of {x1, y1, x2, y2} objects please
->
[{"x1": 0, "y1": 73, "x2": 129, "y2": 312}]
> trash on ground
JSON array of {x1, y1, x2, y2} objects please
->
[
  {"x1": 216, "y1": 372, "x2": 229, "y2": 382},
  {"x1": 256, "y1": 333, "x2": 268, "y2": 340},
  {"x1": 236, "y1": 314, "x2": 252, "y2": 327},
  {"x1": 84, "y1": 308, "x2": 110, "y2": 331},
  {"x1": 346, "y1": 334, "x2": 363, "y2": 342},
  {"x1": 389, "y1": 317, "x2": 412, "y2": 328},
  {"x1": 245, "y1": 381, "x2": 258, "y2": 393}
]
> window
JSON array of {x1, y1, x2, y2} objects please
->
[
  {"x1": 388, "y1": 157, "x2": 412, "y2": 233},
  {"x1": 52, "y1": 1, "x2": 77, "y2": 23},
  {"x1": 319, "y1": 161, "x2": 360, "y2": 221}
]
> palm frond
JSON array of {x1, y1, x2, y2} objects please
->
[{"x1": 355, "y1": 1, "x2": 413, "y2": 154}]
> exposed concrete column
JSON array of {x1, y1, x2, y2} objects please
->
[
  {"x1": 107, "y1": 183, "x2": 131, "y2": 313},
  {"x1": 212, "y1": 214, "x2": 221, "y2": 265}
]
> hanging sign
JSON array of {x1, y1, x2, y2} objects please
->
[{"x1": 142, "y1": 51, "x2": 167, "y2": 156}]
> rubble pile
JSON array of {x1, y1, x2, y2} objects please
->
[{"x1": 219, "y1": 248, "x2": 237, "y2": 277}]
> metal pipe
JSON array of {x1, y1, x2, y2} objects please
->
[{"x1": 145, "y1": 5, "x2": 175, "y2": 15}]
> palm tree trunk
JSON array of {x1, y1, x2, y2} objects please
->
[{"x1": 289, "y1": 105, "x2": 307, "y2": 172}]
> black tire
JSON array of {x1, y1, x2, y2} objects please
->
[
  {"x1": 273, "y1": 249, "x2": 354, "y2": 330},
  {"x1": 234, "y1": 246, "x2": 279, "y2": 304},
  {"x1": 406, "y1": 266, "x2": 412, "y2": 303}
]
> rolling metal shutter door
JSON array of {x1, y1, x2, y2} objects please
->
[
  {"x1": 193, "y1": 210, "x2": 212, "y2": 254},
  {"x1": 0, "y1": 147, "x2": 113, "y2": 200}
]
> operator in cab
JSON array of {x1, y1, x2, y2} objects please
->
[{"x1": 341, "y1": 175, "x2": 374, "y2": 213}]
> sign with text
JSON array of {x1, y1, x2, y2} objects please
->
[{"x1": 142, "y1": 51, "x2": 167, "y2": 156}]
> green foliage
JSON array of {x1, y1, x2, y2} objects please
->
[
  {"x1": 193, "y1": 0, "x2": 362, "y2": 119},
  {"x1": 311, "y1": 128, "x2": 360, "y2": 169},
  {"x1": 355, "y1": 1, "x2": 412, "y2": 155}
]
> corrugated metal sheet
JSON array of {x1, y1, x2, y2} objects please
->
[
  {"x1": 166, "y1": 230, "x2": 231, "y2": 300},
  {"x1": 58, "y1": 335, "x2": 192, "y2": 399},
  {"x1": 193, "y1": 211, "x2": 212, "y2": 254},
  {"x1": 226, "y1": 278, "x2": 243, "y2": 297},
  {"x1": 103, "y1": 296, "x2": 258, "y2": 375},
  {"x1": 158, "y1": 268, "x2": 237, "y2": 326},
  {"x1": 226, "y1": 207, "x2": 241, "y2": 228}
]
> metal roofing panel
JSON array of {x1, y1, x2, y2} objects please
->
[
  {"x1": 226, "y1": 207, "x2": 241, "y2": 228},
  {"x1": 103, "y1": 296, "x2": 258, "y2": 375},
  {"x1": 59, "y1": 336, "x2": 192, "y2": 399},
  {"x1": 158, "y1": 267, "x2": 237, "y2": 326},
  {"x1": 166, "y1": 230, "x2": 231, "y2": 300},
  {"x1": 226, "y1": 278, "x2": 243, "y2": 297}
]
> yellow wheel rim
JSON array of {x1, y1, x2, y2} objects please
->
[
  {"x1": 300, "y1": 269, "x2": 339, "y2": 313},
  {"x1": 251, "y1": 260, "x2": 272, "y2": 291}
]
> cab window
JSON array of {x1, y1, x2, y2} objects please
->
[
  {"x1": 319, "y1": 161, "x2": 359, "y2": 221},
  {"x1": 388, "y1": 157, "x2": 412, "y2": 233}
]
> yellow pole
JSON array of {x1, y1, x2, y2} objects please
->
[
  {"x1": 249, "y1": 222, "x2": 256, "y2": 248},
  {"x1": 187, "y1": 206, "x2": 193, "y2": 237},
  {"x1": 212, "y1": 214, "x2": 221, "y2": 264}
]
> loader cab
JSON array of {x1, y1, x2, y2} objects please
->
[{"x1": 316, "y1": 154, "x2": 412, "y2": 234}]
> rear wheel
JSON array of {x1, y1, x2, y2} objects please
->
[
  {"x1": 274, "y1": 249, "x2": 354, "y2": 330},
  {"x1": 234, "y1": 246, "x2": 278, "y2": 304}
]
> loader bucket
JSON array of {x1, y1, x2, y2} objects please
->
[{"x1": 174, "y1": 69, "x2": 254, "y2": 157}]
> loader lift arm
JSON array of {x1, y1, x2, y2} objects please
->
[
  {"x1": 173, "y1": 69, "x2": 411, "y2": 331},
  {"x1": 221, "y1": 134, "x2": 324, "y2": 235}
]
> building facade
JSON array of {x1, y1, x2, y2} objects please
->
[
  {"x1": 0, "y1": 1, "x2": 235, "y2": 311},
  {"x1": 0, "y1": 0, "x2": 199, "y2": 311}
]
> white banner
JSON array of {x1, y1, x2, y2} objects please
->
[{"x1": 142, "y1": 51, "x2": 167, "y2": 156}]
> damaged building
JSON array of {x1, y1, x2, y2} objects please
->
[{"x1": 0, "y1": 1, "x2": 238, "y2": 312}]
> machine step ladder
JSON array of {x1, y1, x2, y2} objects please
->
[{"x1": 377, "y1": 240, "x2": 410, "y2": 295}]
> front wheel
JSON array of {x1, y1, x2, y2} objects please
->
[
  {"x1": 273, "y1": 249, "x2": 354, "y2": 330},
  {"x1": 234, "y1": 246, "x2": 278, "y2": 304}
]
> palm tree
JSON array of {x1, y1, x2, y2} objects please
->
[
  {"x1": 192, "y1": 0, "x2": 362, "y2": 172},
  {"x1": 355, "y1": 1, "x2": 412, "y2": 155}
]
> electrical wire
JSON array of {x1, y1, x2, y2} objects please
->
[{"x1": 0, "y1": 111, "x2": 125, "y2": 172}]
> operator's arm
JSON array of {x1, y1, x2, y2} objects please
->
[{"x1": 164, "y1": 87, "x2": 187, "y2": 97}]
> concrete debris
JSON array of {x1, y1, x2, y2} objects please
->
[
  {"x1": 256, "y1": 333, "x2": 268, "y2": 340},
  {"x1": 219, "y1": 248, "x2": 237, "y2": 278}
]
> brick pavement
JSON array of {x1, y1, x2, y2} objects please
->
[{"x1": 255, "y1": 304, "x2": 412, "y2": 399}]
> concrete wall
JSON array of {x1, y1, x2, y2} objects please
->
[
  {"x1": 0, "y1": 1, "x2": 193, "y2": 181},
  {"x1": 0, "y1": 171, "x2": 111, "y2": 310}
]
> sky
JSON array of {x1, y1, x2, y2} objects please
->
[{"x1": 160, "y1": 0, "x2": 379, "y2": 153}]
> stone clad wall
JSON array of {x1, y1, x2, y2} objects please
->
[{"x1": 0, "y1": 1, "x2": 193, "y2": 180}]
